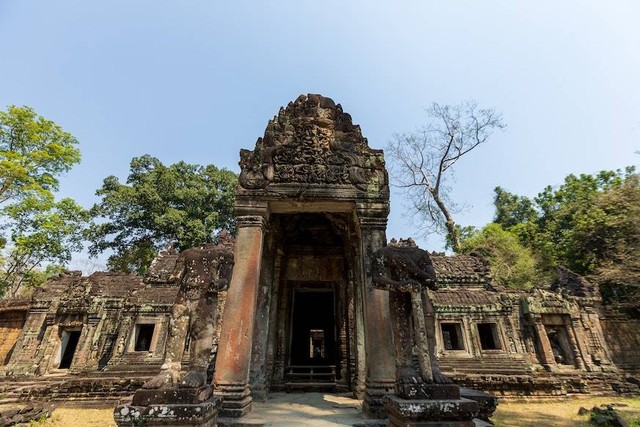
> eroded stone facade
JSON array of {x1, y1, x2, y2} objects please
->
[{"x1": 0, "y1": 94, "x2": 638, "y2": 416}]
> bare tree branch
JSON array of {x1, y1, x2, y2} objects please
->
[{"x1": 387, "y1": 100, "x2": 506, "y2": 251}]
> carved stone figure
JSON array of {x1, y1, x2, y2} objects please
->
[
  {"x1": 372, "y1": 238, "x2": 452, "y2": 389},
  {"x1": 142, "y1": 231, "x2": 234, "y2": 389}
]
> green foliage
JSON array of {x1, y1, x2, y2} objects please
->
[
  {"x1": 459, "y1": 223, "x2": 540, "y2": 289},
  {"x1": 0, "y1": 106, "x2": 86, "y2": 298},
  {"x1": 490, "y1": 168, "x2": 640, "y2": 304},
  {"x1": 87, "y1": 155, "x2": 237, "y2": 274},
  {"x1": 1, "y1": 194, "x2": 87, "y2": 297},
  {"x1": 493, "y1": 186, "x2": 537, "y2": 229},
  {"x1": 494, "y1": 168, "x2": 639, "y2": 277},
  {"x1": 0, "y1": 105, "x2": 80, "y2": 203}
]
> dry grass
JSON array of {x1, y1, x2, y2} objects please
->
[
  {"x1": 2, "y1": 396, "x2": 639, "y2": 426},
  {"x1": 491, "y1": 396, "x2": 640, "y2": 427},
  {"x1": 44, "y1": 406, "x2": 117, "y2": 427}
]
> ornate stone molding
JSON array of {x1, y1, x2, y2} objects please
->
[
  {"x1": 238, "y1": 94, "x2": 388, "y2": 194},
  {"x1": 236, "y1": 215, "x2": 268, "y2": 230},
  {"x1": 358, "y1": 216, "x2": 388, "y2": 231}
]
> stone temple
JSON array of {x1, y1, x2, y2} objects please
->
[{"x1": 0, "y1": 95, "x2": 639, "y2": 425}]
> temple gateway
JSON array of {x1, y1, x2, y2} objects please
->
[{"x1": 0, "y1": 95, "x2": 638, "y2": 424}]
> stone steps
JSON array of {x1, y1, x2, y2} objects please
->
[
  {"x1": 440, "y1": 357, "x2": 531, "y2": 376},
  {"x1": 0, "y1": 372, "x2": 152, "y2": 404}
]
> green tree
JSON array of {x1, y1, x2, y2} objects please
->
[
  {"x1": 531, "y1": 169, "x2": 635, "y2": 274},
  {"x1": 387, "y1": 101, "x2": 505, "y2": 251},
  {"x1": 0, "y1": 106, "x2": 80, "y2": 203},
  {"x1": 1, "y1": 194, "x2": 88, "y2": 297},
  {"x1": 0, "y1": 105, "x2": 86, "y2": 297},
  {"x1": 492, "y1": 168, "x2": 640, "y2": 286},
  {"x1": 493, "y1": 186, "x2": 537, "y2": 229},
  {"x1": 87, "y1": 155, "x2": 237, "y2": 274},
  {"x1": 459, "y1": 223, "x2": 540, "y2": 289}
]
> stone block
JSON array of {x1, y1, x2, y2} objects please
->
[
  {"x1": 397, "y1": 383, "x2": 461, "y2": 400},
  {"x1": 114, "y1": 395, "x2": 223, "y2": 427},
  {"x1": 132, "y1": 386, "x2": 213, "y2": 406},
  {"x1": 459, "y1": 387, "x2": 497, "y2": 421},
  {"x1": 383, "y1": 395, "x2": 479, "y2": 427}
]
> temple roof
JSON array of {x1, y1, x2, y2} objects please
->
[
  {"x1": 431, "y1": 288, "x2": 500, "y2": 306},
  {"x1": 430, "y1": 254, "x2": 492, "y2": 287}
]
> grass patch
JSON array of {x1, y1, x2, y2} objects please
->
[{"x1": 491, "y1": 396, "x2": 640, "y2": 427}]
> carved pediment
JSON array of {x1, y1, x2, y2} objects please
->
[{"x1": 239, "y1": 94, "x2": 387, "y2": 192}]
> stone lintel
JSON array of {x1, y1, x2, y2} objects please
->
[
  {"x1": 268, "y1": 200, "x2": 355, "y2": 214},
  {"x1": 236, "y1": 186, "x2": 389, "y2": 202}
]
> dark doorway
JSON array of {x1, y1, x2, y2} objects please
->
[
  {"x1": 59, "y1": 330, "x2": 81, "y2": 369},
  {"x1": 545, "y1": 325, "x2": 575, "y2": 366},
  {"x1": 290, "y1": 290, "x2": 336, "y2": 367}
]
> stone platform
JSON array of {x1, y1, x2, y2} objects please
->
[
  {"x1": 382, "y1": 383, "x2": 487, "y2": 427},
  {"x1": 114, "y1": 386, "x2": 222, "y2": 427}
]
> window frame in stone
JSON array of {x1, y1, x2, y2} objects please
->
[
  {"x1": 57, "y1": 327, "x2": 83, "y2": 370},
  {"x1": 440, "y1": 322, "x2": 466, "y2": 351},
  {"x1": 476, "y1": 322, "x2": 503, "y2": 351},
  {"x1": 129, "y1": 322, "x2": 158, "y2": 353}
]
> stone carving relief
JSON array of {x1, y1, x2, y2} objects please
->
[
  {"x1": 142, "y1": 231, "x2": 234, "y2": 389},
  {"x1": 372, "y1": 238, "x2": 452, "y2": 387},
  {"x1": 239, "y1": 94, "x2": 387, "y2": 191}
]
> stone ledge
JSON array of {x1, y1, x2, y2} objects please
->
[
  {"x1": 132, "y1": 386, "x2": 213, "y2": 406},
  {"x1": 383, "y1": 395, "x2": 479, "y2": 422},
  {"x1": 114, "y1": 395, "x2": 223, "y2": 427}
]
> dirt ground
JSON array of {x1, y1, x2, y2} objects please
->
[{"x1": 4, "y1": 395, "x2": 640, "y2": 426}]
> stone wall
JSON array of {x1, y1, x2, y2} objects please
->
[
  {"x1": 1, "y1": 269, "x2": 180, "y2": 377},
  {"x1": 601, "y1": 313, "x2": 640, "y2": 373},
  {"x1": 0, "y1": 300, "x2": 28, "y2": 366}
]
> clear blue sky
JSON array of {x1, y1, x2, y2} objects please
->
[{"x1": 1, "y1": 1, "x2": 639, "y2": 269}]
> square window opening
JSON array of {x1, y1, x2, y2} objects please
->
[
  {"x1": 477, "y1": 323, "x2": 501, "y2": 350},
  {"x1": 441, "y1": 323, "x2": 465, "y2": 350},
  {"x1": 134, "y1": 324, "x2": 155, "y2": 352}
]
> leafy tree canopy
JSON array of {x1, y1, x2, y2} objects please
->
[
  {"x1": 0, "y1": 106, "x2": 86, "y2": 297},
  {"x1": 87, "y1": 155, "x2": 237, "y2": 274},
  {"x1": 1, "y1": 194, "x2": 88, "y2": 297},
  {"x1": 458, "y1": 223, "x2": 542, "y2": 289},
  {"x1": 0, "y1": 105, "x2": 80, "y2": 203},
  {"x1": 494, "y1": 167, "x2": 639, "y2": 277}
]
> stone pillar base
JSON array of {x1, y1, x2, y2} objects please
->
[
  {"x1": 363, "y1": 380, "x2": 395, "y2": 418},
  {"x1": 215, "y1": 383, "x2": 252, "y2": 418},
  {"x1": 383, "y1": 393, "x2": 479, "y2": 427},
  {"x1": 114, "y1": 386, "x2": 222, "y2": 427}
]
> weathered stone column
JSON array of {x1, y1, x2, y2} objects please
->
[
  {"x1": 566, "y1": 317, "x2": 586, "y2": 370},
  {"x1": 249, "y1": 225, "x2": 276, "y2": 400},
  {"x1": 358, "y1": 211, "x2": 395, "y2": 418},
  {"x1": 531, "y1": 316, "x2": 555, "y2": 369},
  {"x1": 214, "y1": 210, "x2": 267, "y2": 418}
]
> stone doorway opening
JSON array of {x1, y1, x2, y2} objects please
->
[
  {"x1": 287, "y1": 288, "x2": 337, "y2": 384},
  {"x1": 59, "y1": 329, "x2": 81, "y2": 369},
  {"x1": 262, "y1": 211, "x2": 362, "y2": 394}
]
